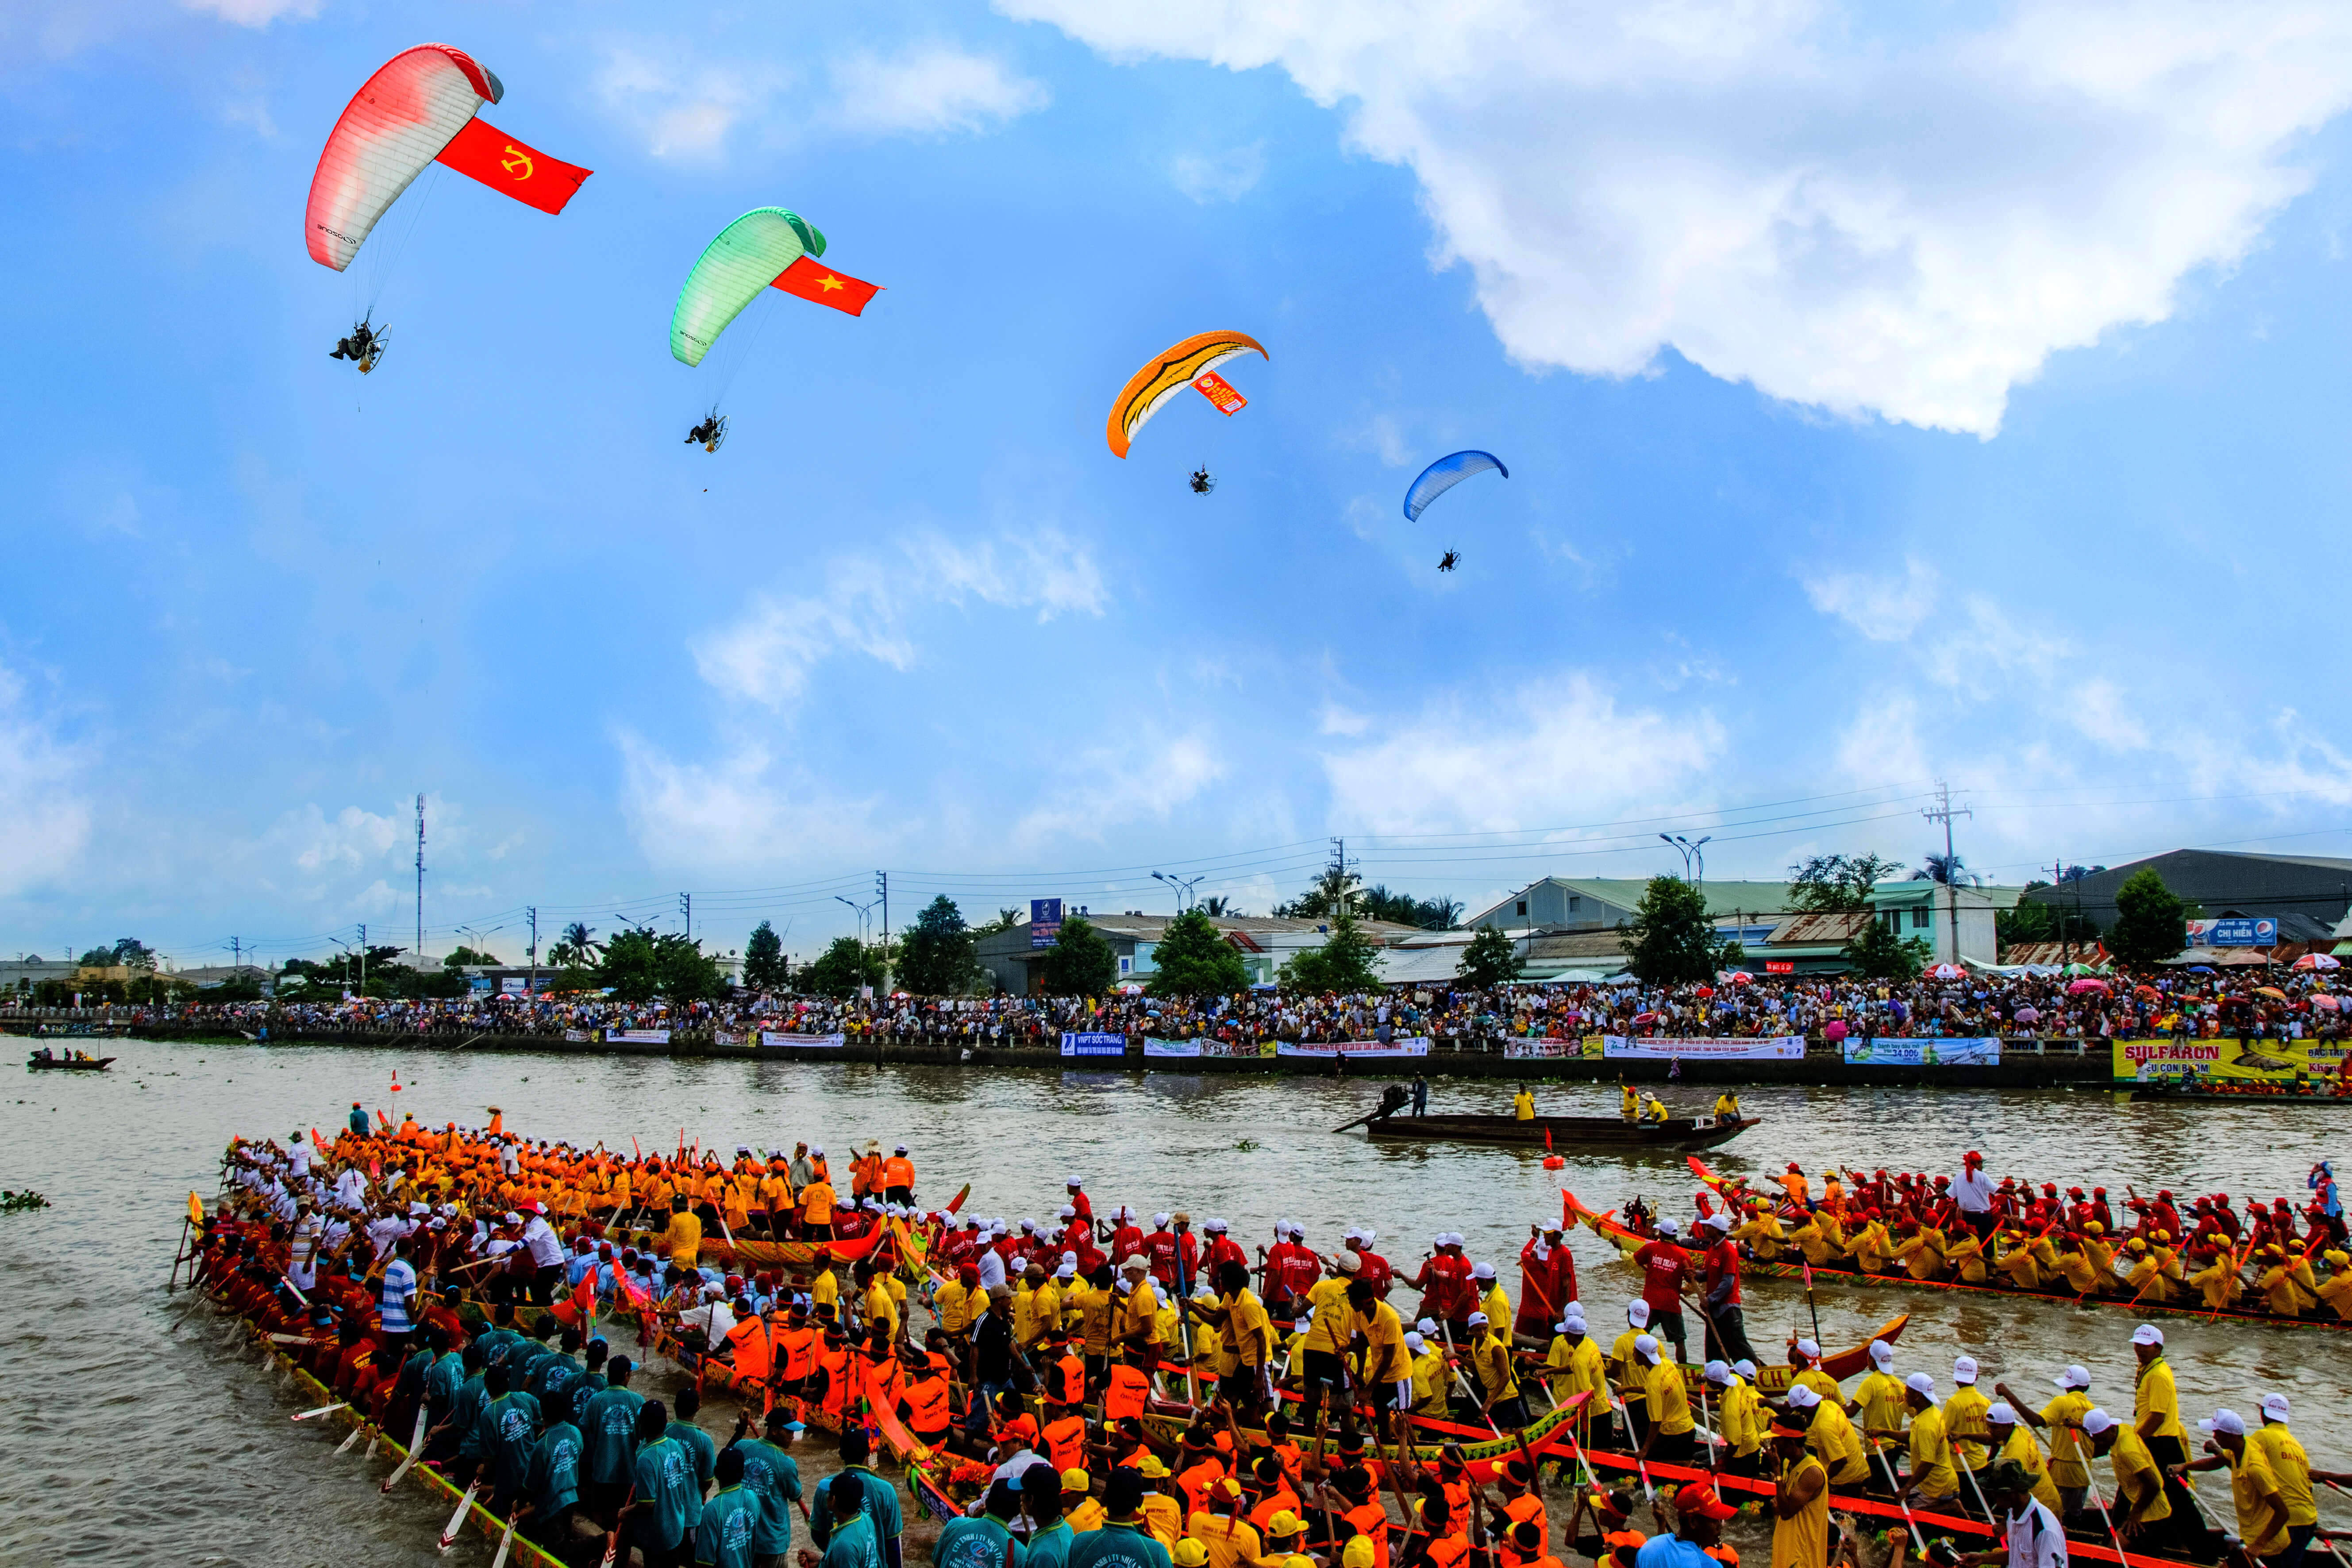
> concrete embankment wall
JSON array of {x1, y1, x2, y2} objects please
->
[{"x1": 102, "y1": 1022, "x2": 2124, "y2": 1089}]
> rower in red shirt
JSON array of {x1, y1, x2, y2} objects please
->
[{"x1": 1629, "y1": 1217, "x2": 1694, "y2": 1365}]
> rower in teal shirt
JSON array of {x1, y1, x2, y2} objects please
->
[
  {"x1": 1022, "y1": 1466, "x2": 1074, "y2": 1568},
  {"x1": 475, "y1": 1370, "x2": 541, "y2": 1504},
  {"x1": 934, "y1": 1480, "x2": 1029, "y2": 1568},
  {"x1": 728, "y1": 1410, "x2": 805, "y2": 1562},
  {"x1": 527, "y1": 1416, "x2": 583, "y2": 1525},
  {"x1": 818, "y1": 1475, "x2": 885, "y2": 1568},
  {"x1": 1066, "y1": 1472, "x2": 1175, "y2": 1568},
  {"x1": 625, "y1": 1401, "x2": 701, "y2": 1561},
  {"x1": 696, "y1": 1449, "x2": 764, "y2": 1568},
  {"x1": 580, "y1": 1361, "x2": 646, "y2": 1488},
  {"x1": 669, "y1": 1383, "x2": 720, "y2": 1533},
  {"x1": 810, "y1": 1428, "x2": 903, "y2": 1568}
]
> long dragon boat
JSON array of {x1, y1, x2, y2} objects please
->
[{"x1": 1563, "y1": 1188, "x2": 2351, "y2": 1334}]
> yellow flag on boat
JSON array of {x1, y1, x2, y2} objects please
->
[{"x1": 188, "y1": 1191, "x2": 205, "y2": 1226}]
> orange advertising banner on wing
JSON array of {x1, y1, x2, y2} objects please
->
[
  {"x1": 1192, "y1": 370, "x2": 1247, "y2": 414},
  {"x1": 432, "y1": 116, "x2": 592, "y2": 215}
]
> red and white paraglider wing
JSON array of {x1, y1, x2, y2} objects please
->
[{"x1": 305, "y1": 44, "x2": 501, "y2": 271}]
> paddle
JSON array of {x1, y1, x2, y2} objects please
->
[
  {"x1": 292, "y1": 1400, "x2": 349, "y2": 1422},
  {"x1": 381, "y1": 1406, "x2": 430, "y2": 1493},
  {"x1": 1951, "y1": 1437, "x2": 1999, "y2": 1529},
  {"x1": 336, "y1": 1421, "x2": 366, "y2": 1455},
  {"x1": 1867, "y1": 1438, "x2": 1928, "y2": 1557},
  {"x1": 489, "y1": 1511, "x2": 518, "y2": 1568},
  {"x1": 437, "y1": 1478, "x2": 480, "y2": 1553},
  {"x1": 2067, "y1": 1424, "x2": 2134, "y2": 1568}
]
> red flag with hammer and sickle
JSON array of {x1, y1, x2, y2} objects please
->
[{"x1": 432, "y1": 116, "x2": 592, "y2": 215}]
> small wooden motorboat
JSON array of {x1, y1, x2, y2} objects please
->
[
  {"x1": 27, "y1": 1052, "x2": 114, "y2": 1071},
  {"x1": 1340, "y1": 1101, "x2": 1756, "y2": 1152}
]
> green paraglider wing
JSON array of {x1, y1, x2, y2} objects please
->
[{"x1": 670, "y1": 208, "x2": 827, "y2": 367}]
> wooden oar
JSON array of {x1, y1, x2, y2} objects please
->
[
  {"x1": 335, "y1": 1421, "x2": 366, "y2": 1454},
  {"x1": 437, "y1": 1478, "x2": 480, "y2": 1553},
  {"x1": 489, "y1": 1513, "x2": 517, "y2": 1568},
  {"x1": 292, "y1": 1400, "x2": 349, "y2": 1421},
  {"x1": 381, "y1": 1407, "x2": 429, "y2": 1492}
]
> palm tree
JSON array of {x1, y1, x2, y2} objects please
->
[
  {"x1": 548, "y1": 921, "x2": 601, "y2": 967},
  {"x1": 1200, "y1": 895, "x2": 1234, "y2": 917},
  {"x1": 1916, "y1": 853, "x2": 1980, "y2": 887}
]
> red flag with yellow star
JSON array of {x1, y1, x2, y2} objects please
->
[{"x1": 770, "y1": 254, "x2": 882, "y2": 316}]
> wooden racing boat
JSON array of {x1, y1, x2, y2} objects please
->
[
  {"x1": 1564, "y1": 1187, "x2": 2352, "y2": 1335},
  {"x1": 1136, "y1": 1393, "x2": 1592, "y2": 1485},
  {"x1": 1345, "y1": 1110, "x2": 1758, "y2": 1152},
  {"x1": 27, "y1": 1053, "x2": 113, "y2": 1071}
]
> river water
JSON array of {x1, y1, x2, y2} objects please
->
[{"x1": 2, "y1": 1039, "x2": 2346, "y2": 1564}]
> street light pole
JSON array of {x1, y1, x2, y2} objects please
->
[{"x1": 1152, "y1": 871, "x2": 1205, "y2": 913}]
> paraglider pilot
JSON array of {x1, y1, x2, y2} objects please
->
[
  {"x1": 686, "y1": 413, "x2": 726, "y2": 452},
  {"x1": 1189, "y1": 466, "x2": 1214, "y2": 495},
  {"x1": 328, "y1": 318, "x2": 385, "y2": 370}
]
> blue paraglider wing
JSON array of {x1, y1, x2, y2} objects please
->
[{"x1": 1403, "y1": 450, "x2": 1509, "y2": 521}]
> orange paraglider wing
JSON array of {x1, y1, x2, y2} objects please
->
[{"x1": 1105, "y1": 331, "x2": 1267, "y2": 458}]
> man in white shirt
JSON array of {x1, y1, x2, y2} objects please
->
[
  {"x1": 1954, "y1": 1150, "x2": 2000, "y2": 1241},
  {"x1": 520, "y1": 1201, "x2": 566, "y2": 1302},
  {"x1": 1954, "y1": 1461, "x2": 2065, "y2": 1568},
  {"x1": 975, "y1": 1233, "x2": 1009, "y2": 1293},
  {"x1": 288, "y1": 1131, "x2": 312, "y2": 1179}
]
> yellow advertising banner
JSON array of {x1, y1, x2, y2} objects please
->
[{"x1": 2112, "y1": 1035, "x2": 2350, "y2": 1085}]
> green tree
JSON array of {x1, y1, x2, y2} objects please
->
[
  {"x1": 1357, "y1": 885, "x2": 1464, "y2": 930},
  {"x1": 1457, "y1": 925, "x2": 1524, "y2": 989},
  {"x1": 1997, "y1": 882, "x2": 2103, "y2": 950},
  {"x1": 803, "y1": 936, "x2": 885, "y2": 999},
  {"x1": 443, "y1": 945, "x2": 501, "y2": 969},
  {"x1": 2107, "y1": 867, "x2": 2188, "y2": 967},
  {"x1": 1844, "y1": 918, "x2": 1932, "y2": 980},
  {"x1": 1279, "y1": 909, "x2": 1384, "y2": 994},
  {"x1": 599, "y1": 927, "x2": 726, "y2": 1003},
  {"x1": 1621, "y1": 876, "x2": 1729, "y2": 986},
  {"x1": 547, "y1": 921, "x2": 601, "y2": 967},
  {"x1": 1147, "y1": 908, "x2": 1251, "y2": 998},
  {"x1": 1036, "y1": 914, "x2": 1119, "y2": 995},
  {"x1": 899, "y1": 895, "x2": 979, "y2": 995},
  {"x1": 743, "y1": 920, "x2": 789, "y2": 990},
  {"x1": 1786, "y1": 854, "x2": 1901, "y2": 914},
  {"x1": 1273, "y1": 864, "x2": 1364, "y2": 921}
]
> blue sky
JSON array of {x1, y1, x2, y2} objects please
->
[{"x1": 9, "y1": 1, "x2": 2352, "y2": 970}]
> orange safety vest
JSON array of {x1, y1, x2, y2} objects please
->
[
  {"x1": 1044, "y1": 1414, "x2": 1089, "y2": 1473},
  {"x1": 1424, "y1": 1536, "x2": 1472, "y2": 1568},
  {"x1": 780, "y1": 1325, "x2": 818, "y2": 1380},
  {"x1": 904, "y1": 1374, "x2": 952, "y2": 1435},
  {"x1": 1105, "y1": 1364, "x2": 1153, "y2": 1422},
  {"x1": 727, "y1": 1315, "x2": 776, "y2": 1383},
  {"x1": 1502, "y1": 1495, "x2": 1546, "y2": 1557},
  {"x1": 1054, "y1": 1353, "x2": 1087, "y2": 1405},
  {"x1": 883, "y1": 1156, "x2": 914, "y2": 1189},
  {"x1": 816, "y1": 1345, "x2": 851, "y2": 1416},
  {"x1": 1345, "y1": 1503, "x2": 1391, "y2": 1568}
]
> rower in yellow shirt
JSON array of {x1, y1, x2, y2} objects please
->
[
  {"x1": 1893, "y1": 1222, "x2": 1948, "y2": 1282},
  {"x1": 1511, "y1": 1088, "x2": 1536, "y2": 1121},
  {"x1": 1944, "y1": 1356, "x2": 1992, "y2": 1470},
  {"x1": 1544, "y1": 1314, "x2": 1606, "y2": 1416},
  {"x1": 1877, "y1": 1375, "x2": 1956, "y2": 1504},
  {"x1": 2189, "y1": 1409, "x2": 2290, "y2": 1561},
  {"x1": 1634, "y1": 1333, "x2": 1695, "y2": 1462},
  {"x1": 1787, "y1": 1384, "x2": 1871, "y2": 1485},
  {"x1": 1851, "y1": 1342, "x2": 1905, "y2": 1440},
  {"x1": 1733, "y1": 1202, "x2": 1787, "y2": 1263},
  {"x1": 2130, "y1": 1324, "x2": 2188, "y2": 1466},
  {"x1": 2245, "y1": 1395, "x2": 2321, "y2": 1550},
  {"x1": 1844, "y1": 1213, "x2": 1896, "y2": 1276},
  {"x1": 662, "y1": 1196, "x2": 704, "y2": 1271},
  {"x1": 1985, "y1": 1402, "x2": 2062, "y2": 1514},
  {"x1": 1705, "y1": 1360, "x2": 1765, "y2": 1472}
]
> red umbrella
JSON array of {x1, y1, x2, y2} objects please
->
[{"x1": 1694, "y1": 986, "x2": 1716, "y2": 999}]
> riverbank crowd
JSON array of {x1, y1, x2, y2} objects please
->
[
  {"x1": 32, "y1": 963, "x2": 2352, "y2": 1058},
  {"x1": 193, "y1": 1105, "x2": 2347, "y2": 1568}
]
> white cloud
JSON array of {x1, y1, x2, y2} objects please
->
[
  {"x1": 1171, "y1": 143, "x2": 1266, "y2": 202},
  {"x1": 182, "y1": 0, "x2": 318, "y2": 27},
  {"x1": 1012, "y1": 732, "x2": 1227, "y2": 845},
  {"x1": 1803, "y1": 557, "x2": 1940, "y2": 642},
  {"x1": 694, "y1": 530, "x2": 1105, "y2": 709},
  {"x1": 0, "y1": 663, "x2": 90, "y2": 898},
  {"x1": 1322, "y1": 672, "x2": 1721, "y2": 833},
  {"x1": 1003, "y1": 0, "x2": 2352, "y2": 435},
  {"x1": 617, "y1": 736, "x2": 877, "y2": 868},
  {"x1": 273, "y1": 803, "x2": 401, "y2": 874},
  {"x1": 595, "y1": 46, "x2": 783, "y2": 160},
  {"x1": 830, "y1": 46, "x2": 1048, "y2": 137}
]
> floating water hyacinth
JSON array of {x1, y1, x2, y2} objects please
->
[{"x1": 1, "y1": 1189, "x2": 51, "y2": 1212}]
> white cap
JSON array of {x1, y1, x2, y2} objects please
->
[
  {"x1": 1344, "y1": 1226, "x2": 1364, "y2": 1242},
  {"x1": 811, "y1": 1144, "x2": 824, "y2": 1156},
  {"x1": 1206, "y1": 1218, "x2": 1228, "y2": 1233},
  {"x1": 1953, "y1": 1355, "x2": 1979, "y2": 1384},
  {"x1": 1988, "y1": 1402, "x2": 2018, "y2": 1425},
  {"x1": 965, "y1": 1216, "x2": 983, "y2": 1229},
  {"x1": 1020, "y1": 1218, "x2": 1037, "y2": 1232},
  {"x1": 1358, "y1": 1228, "x2": 1376, "y2": 1244},
  {"x1": 1472, "y1": 1261, "x2": 1497, "y2": 1280},
  {"x1": 1153, "y1": 1213, "x2": 1171, "y2": 1228},
  {"x1": 1627, "y1": 1300, "x2": 1651, "y2": 1326},
  {"x1": 1703, "y1": 1360, "x2": 1731, "y2": 1385},
  {"x1": 1287, "y1": 1223, "x2": 1304, "y2": 1237},
  {"x1": 1405, "y1": 1331, "x2": 1426, "y2": 1351},
  {"x1": 1468, "y1": 1311, "x2": 1490, "y2": 1327},
  {"x1": 2081, "y1": 1408, "x2": 2117, "y2": 1437},
  {"x1": 1635, "y1": 1333, "x2": 1661, "y2": 1364},
  {"x1": 1701, "y1": 1213, "x2": 1731, "y2": 1231},
  {"x1": 2132, "y1": 1323, "x2": 2164, "y2": 1347},
  {"x1": 2199, "y1": 1409, "x2": 2247, "y2": 1437},
  {"x1": 1796, "y1": 1337, "x2": 1821, "y2": 1359},
  {"x1": 1057, "y1": 1205, "x2": 1076, "y2": 1219},
  {"x1": 895, "y1": 1144, "x2": 908, "y2": 1153},
  {"x1": 1868, "y1": 1341, "x2": 1894, "y2": 1369},
  {"x1": 1734, "y1": 1359, "x2": 1759, "y2": 1379},
  {"x1": 1067, "y1": 1175, "x2": 1084, "y2": 1186},
  {"x1": 2261, "y1": 1393, "x2": 2291, "y2": 1422},
  {"x1": 1558, "y1": 1316, "x2": 1586, "y2": 1333},
  {"x1": 1905, "y1": 1372, "x2": 1936, "y2": 1396},
  {"x1": 1655, "y1": 1218, "x2": 1680, "y2": 1237},
  {"x1": 1786, "y1": 1384, "x2": 1821, "y2": 1409},
  {"x1": 1418, "y1": 1318, "x2": 1438, "y2": 1336},
  {"x1": 2054, "y1": 1365, "x2": 2090, "y2": 1391},
  {"x1": 1056, "y1": 1260, "x2": 1076, "y2": 1278}
]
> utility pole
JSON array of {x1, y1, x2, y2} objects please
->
[
  {"x1": 414, "y1": 794, "x2": 426, "y2": 959},
  {"x1": 877, "y1": 871, "x2": 891, "y2": 994},
  {"x1": 2046, "y1": 861, "x2": 2070, "y2": 964},
  {"x1": 1921, "y1": 782, "x2": 1972, "y2": 964},
  {"x1": 231, "y1": 936, "x2": 242, "y2": 975},
  {"x1": 680, "y1": 892, "x2": 692, "y2": 941},
  {"x1": 527, "y1": 906, "x2": 539, "y2": 995},
  {"x1": 358, "y1": 923, "x2": 367, "y2": 996}
]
